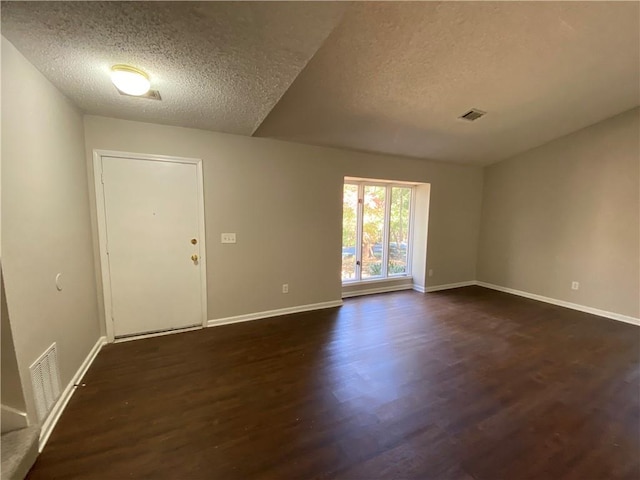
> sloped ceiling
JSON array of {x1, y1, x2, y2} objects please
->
[
  {"x1": 2, "y1": 1, "x2": 639, "y2": 164},
  {"x1": 255, "y1": 2, "x2": 640, "y2": 164}
]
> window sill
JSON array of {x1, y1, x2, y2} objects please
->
[
  {"x1": 342, "y1": 276, "x2": 414, "y2": 299},
  {"x1": 342, "y1": 276, "x2": 412, "y2": 287}
]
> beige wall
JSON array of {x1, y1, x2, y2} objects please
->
[
  {"x1": 478, "y1": 108, "x2": 640, "y2": 318},
  {"x1": 84, "y1": 116, "x2": 484, "y2": 324},
  {"x1": 1, "y1": 267, "x2": 26, "y2": 411},
  {"x1": 1, "y1": 38, "x2": 101, "y2": 422}
]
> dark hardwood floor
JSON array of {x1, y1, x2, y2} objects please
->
[{"x1": 27, "y1": 286, "x2": 639, "y2": 479}]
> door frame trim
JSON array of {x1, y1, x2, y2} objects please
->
[{"x1": 92, "y1": 150, "x2": 208, "y2": 342}]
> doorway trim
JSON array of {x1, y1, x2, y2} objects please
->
[{"x1": 92, "y1": 150, "x2": 208, "y2": 343}]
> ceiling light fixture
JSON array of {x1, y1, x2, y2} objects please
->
[{"x1": 110, "y1": 65, "x2": 151, "y2": 96}]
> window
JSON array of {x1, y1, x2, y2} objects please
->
[{"x1": 342, "y1": 180, "x2": 414, "y2": 282}]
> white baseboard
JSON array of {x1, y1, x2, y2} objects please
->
[
  {"x1": 422, "y1": 281, "x2": 477, "y2": 293},
  {"x1": 39, "y1": 336, "x2": 107, "y2": 452},
  {"x1": 342, "y1": 283, "x2": 413, "y2": 298},
  {"x1": 477, "y1": 282, "x2": 640, "y2": 326},
  {"x1": 208, "y1": 300, "x2": 343, "y2": 328}
]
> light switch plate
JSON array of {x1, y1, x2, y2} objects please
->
[{"x1": 221, "y1": 233, "x2": 236, "y2": 244}]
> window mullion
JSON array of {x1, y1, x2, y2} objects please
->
[
  {"x1": 355, "y1": 184, "x2": 364, "y2": 281},
  {"x1": 382, "y1": 185, "x2": 392, "y2": 278},
  {"x1": 406, "y1": 187, "x2": 415, "y2": 276}
]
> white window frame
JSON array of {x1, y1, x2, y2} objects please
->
[{"x1": 342, "y1": 180, "x2": 415, "y2": 284}]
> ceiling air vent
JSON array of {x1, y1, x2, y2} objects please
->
[
  {"x1": 459, "y1": 108, "x2": 486, "y2": 121},
  {"x1": 115, "y1": 87, "x2": 162, "y2": 101}
]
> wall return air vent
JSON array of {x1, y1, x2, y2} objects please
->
[
  {"x1": 459, "y1": 108, "x2": 486, "y2": 121},
  {"x1": 29, "y1": 342, "x2": 62, "y2": 422}
]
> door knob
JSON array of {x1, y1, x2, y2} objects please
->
[{"x1": 191, "y1": 254, "x2": 198, "y2": 262}]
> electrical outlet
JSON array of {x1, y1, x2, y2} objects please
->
[
  {"x1": 571, "y1": 281, "x2": 579, "y2": 290},
  {"x1": 428, "y1": 269, "x2": 433, "y2": 277},
  {"x1": 221, "y1": 233, "x2": 236, "y2": 244},
  {"x1": 282, "y1": 284, "x2": 289, "y2": 294}
]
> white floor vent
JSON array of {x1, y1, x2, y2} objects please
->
[{"x1": 29, "y1": 343, "x2": 61, "y2": 423}]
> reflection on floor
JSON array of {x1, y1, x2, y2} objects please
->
[{"x1": 27, "y1": 286, "x2": 639, "y2": 479}]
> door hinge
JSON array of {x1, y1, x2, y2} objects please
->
[{"x1": 101, "y1": 173, "x2": 105, "y2": 185}]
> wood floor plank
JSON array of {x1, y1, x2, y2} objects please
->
[{"x1": 26, "y1": 286, "x2": 639, "y2": 479}]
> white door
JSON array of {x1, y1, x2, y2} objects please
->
[{"x1": 100, "y1": 155, "x2": 205, "y2": 337}]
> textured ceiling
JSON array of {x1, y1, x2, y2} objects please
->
[
  {"x1": 2, "y1": 2, "x2": 639, "y2": 164},
  {"x1": 0, "y1": 1, "x2": 347, "y2": 135},
  {"x1": 256, "y1": 2, "x2": 640, "y2": 164}
]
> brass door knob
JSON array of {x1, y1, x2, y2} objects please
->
[{"x1": 191, "y1": 254, "x2": 199, "y2": 262}]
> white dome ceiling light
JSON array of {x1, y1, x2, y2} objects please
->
[{"x1": 111, "y1": 65, "x2": 151, "y2": 96}]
